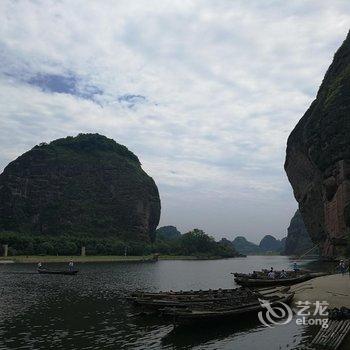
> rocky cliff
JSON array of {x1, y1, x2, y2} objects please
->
[
  {"x1": 284, "y1": 210, "x2": 313, "y2": 256},
  {"x1": 232, "y1": 236, "x2": 261, "y2": 255},
  {"x1": 232, "y1": 235, "x2": 285, "y2": 255},
  {"x1": 285, "y1": 32, "x2": 350, "y2": 258},
  {"x1": 259, "y1": 235, "x2": 285, "y2": 253},
  {"x1": 156, "y1": 225, "x2": 181, "y2": 240},
  {"x1": 0, "y1": 134, "x2": 161, "y2": 241}
]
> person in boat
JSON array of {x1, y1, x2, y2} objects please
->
[
  {"x1": 251, "y1": 271, "x2": 258, "y2": 279},
  {"x1": 279, "y1": 269, "x2": 288, "y2": 279},
  {"x1": 37, "y1": 262, "x2": 43, "y2": 270},
  {"x1": 293, "y1": 262, "x2": 299, "y2": 272},
  {"x1": 69, "y1": 261, "x2": 74, "y2": 271},
  {"x1": 266, "y1": 267, "x2": 274, "y2": 276},
  {"x1": 267, "y1": 270, "x2": 275, "y2": 279}
]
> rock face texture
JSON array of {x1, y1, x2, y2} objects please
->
[
  {"x1": 284, "y1": 210, "x2": 314, "y2": 256},
  {"x1": 285, "y1": 32, "x2": 350, "y2": 258},
  {"x1": 0, "y1": 134, "x2": 161, "y2": 241}
]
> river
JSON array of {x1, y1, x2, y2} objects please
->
[{"x1": 0, "y1": 256, "x2": 318, "y2": 349}]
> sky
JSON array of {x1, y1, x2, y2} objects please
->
[{"x1": 0, "y1": 1, "x2": 349, "y2": 243}]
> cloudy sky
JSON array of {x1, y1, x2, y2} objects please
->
[{"x1": 0, "y1": 1, "x2": 349, "y2": 243}]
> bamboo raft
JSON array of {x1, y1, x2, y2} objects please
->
[{"x1": 311, "y1": 319, "x2": 350, "y2": 349}]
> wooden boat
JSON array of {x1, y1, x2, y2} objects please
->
[
  {"x1": 37, "y1": 268, "x2": 78, "y2": 275},
  {"x1": 234, "y1": 272, "x2": 326, "y2": 287},
  {"x1": 129, "y1": 288, "x2": 237, "y2": 301},
  {"x1": 233, "y1": 269, "x2": 307, "y2": 278},
  {"x1": 162, "y1": 291, "x2": 294, "y2": 325},
  {"x1": 132, "y1": 290, "x2": 251, "y2": 308},
  {"x1": 131, "y1": 286, "x2": 286, "y2": 309}
]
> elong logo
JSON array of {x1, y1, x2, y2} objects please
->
[
  {"x1": 258, "y1": 299, "x2": 293, "y2": 328},
  {"x1": 258, "y1": 299, "x2": 329, "y2": 328}
]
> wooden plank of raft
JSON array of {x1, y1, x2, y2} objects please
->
[
  {"x1": 333, "y1": 321, "x2": 350, "y2": 350},
  {"x1": 312, "y1": 319, "x2": 335, "y2": 344},
  {"x1": 312, "y1": 320, "x2": 339, "y2": 345},
  {"x1": 312, "y1": 320, "x2": 350, "y2": 349},
  {"x1": 327, "y1": 320, "x2": 345, "y2": 348},
  {"x1": 325, "y1": 320, "x2": 346, "y2": 347}
]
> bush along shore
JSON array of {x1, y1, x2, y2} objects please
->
[
  {"x1": 0, "y1": 255, "x2": 237, "y2": 264},
  {"x1": 0, "y1": 229, "x2": 243, "y2": 260}
]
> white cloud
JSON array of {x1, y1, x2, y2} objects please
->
[{"x1": 0, "y1": 0, "x2": 349, "y2": 242}]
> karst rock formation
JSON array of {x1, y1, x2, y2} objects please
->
[
  {"x1": 285, "y1": 32, "x2": 350, "y2": 258},
  {"x1": 0, "y1": 134, "x2": 161, "y2": 241}
]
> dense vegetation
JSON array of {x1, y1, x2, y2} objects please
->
[
  {"x1": 35, "y1": 133, "x2": 140, "y2": 164},
  {"x1": 0, "y1": 229, "x2": 240, "y2": 258}
]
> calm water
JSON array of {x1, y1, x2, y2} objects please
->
[{"x1": 0, "y1": 256, "x2": 317, "y2": 350}]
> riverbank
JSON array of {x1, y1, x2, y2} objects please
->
[
  {"x1": 0, "y1": 254, "x2": 233, "y2": 263},
  {"x1": 291, "y1": 273, "x2": 350, "y2": 308}
]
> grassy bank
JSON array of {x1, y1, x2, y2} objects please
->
[{"x1": 0, "y1": 254, "x2": 230, "y2": 263}]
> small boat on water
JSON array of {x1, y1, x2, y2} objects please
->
[
  {"x1": 234, "y1": 272, "x2": 326, "y2": 287},
  {"x1": 37, "y1": 268, "x2": 79, "y2": 275}
]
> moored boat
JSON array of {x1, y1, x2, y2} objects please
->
[
  {"x1": 131, "y1": 286, "x2": 289, "y2": 309},
  {"x1": 130, "y1": 288, "x2": 254, "y2": 309},
  {"x1": 161, "y1": 290, "x2": 294, "y2": 326},
  {"x1": 37, "y1": 268, "x2": 79, "y2": 275},
  {"x1": 234, "y1": 272, "x2": 326, "y2": 287},
  {"x1": 128, "y1": 288, "x2": 237, "y2": 301}
]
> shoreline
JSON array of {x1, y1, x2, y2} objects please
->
[{"x1": 0, "y1": 254, "x2": 242, "y2": 263}]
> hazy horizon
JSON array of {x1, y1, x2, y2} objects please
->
[{"x1": 1, "y1": 1, "x2": 350, "y2": 243}]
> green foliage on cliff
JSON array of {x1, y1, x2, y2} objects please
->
[{"x1": 33, "y1": 133, "x2": 140, "y2": 164}]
